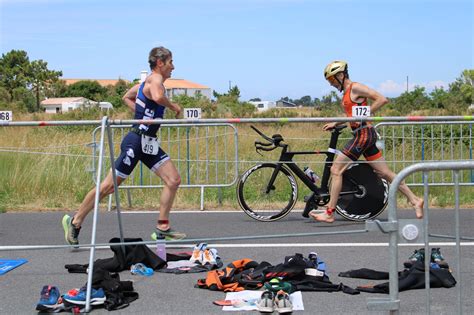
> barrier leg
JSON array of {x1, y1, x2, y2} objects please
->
[
  {"x1": 105, "y1": 120, "x2": 125, "y2": 250},
  {"x1": 84, "y1": 116, "x2": 107, "y2": 313}
]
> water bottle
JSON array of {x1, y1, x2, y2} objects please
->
[
  {"x1": 156, "y1": 236, "x2": 167, "y2": 261},
  {"x1": 304, "y1": 166, "x2": 319, "y2": 183}
]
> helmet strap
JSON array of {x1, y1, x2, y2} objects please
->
[
  {"x1": 336, "y1": 76, "x2": 344, "y2": 92},
  {"x1": 336, "y1": 71, "x2": 348, "y2": 92}
]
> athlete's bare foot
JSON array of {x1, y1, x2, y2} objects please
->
[
  {"x1": 309, "y1": 210, "x2": 335, "y2": 223},
  {"x1": 410, "y1": 198, "x2": 424, "y2": 219}
]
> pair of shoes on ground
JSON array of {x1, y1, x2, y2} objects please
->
[
  {"x1": 308, "y1": 208, "x2": 335, "y2": 223},
  {"x1": 189, "y1": 243, "x2": 220, "y2": 266},
  {"x1": 36, "y1": 285, "x2": 106, "y2": 311},
  {"x1": 257, "y1": 290, "x2": 293, "y2": 314},
  {"x1": 404, "y1": 247, "x2": 449, "y2": 268},
  {"x1": 130, "y1": 263, "x2": 154, "y2": 276}
]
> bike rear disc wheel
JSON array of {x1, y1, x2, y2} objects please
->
[
  {"x1": 336, "y1": 163, "x2": 389, "y2": 221},
  {"x1": 237, "y1": 163, "x2": 298, "y2": 222}
]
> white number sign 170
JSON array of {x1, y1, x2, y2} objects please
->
[{"x1": 184, "y1": 108, "x2": 202, "y2": 119}]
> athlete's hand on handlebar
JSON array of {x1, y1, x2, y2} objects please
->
[{"x1": 322, "y1": 122, "x2": 338, "y2": 131}]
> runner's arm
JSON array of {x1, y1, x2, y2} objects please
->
[
  {"x1": 147, "y1": 75, "x2": 182, "y2": 118},
  {"x1": 352, "y1": 83, "x2": 388, "y2": 113},
  {"x1": 122, "y1": 84, "x2": 140, "y2": 113}
]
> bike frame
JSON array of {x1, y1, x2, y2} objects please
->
[{"x1": 265, "y1": 127, "x2": 359, "y2": 198}]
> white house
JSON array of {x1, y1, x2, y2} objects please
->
[
  {"x1": 164, "y1": 79, "x2": 212, "y2": 99},
  {"x1": 40, "y1": 97, "x2": 113, "y2": 114},
  {"x1": 249, "y1": 101, "x2": 276, "y2": 112}
]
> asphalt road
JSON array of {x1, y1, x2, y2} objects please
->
[{"x1": 1, "y1": 209, "x2": 473, "y2": 314}]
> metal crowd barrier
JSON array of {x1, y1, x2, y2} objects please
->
[
  {"x1": 366, "y1": 160, "x2": 474, "y2": 314},
  {"x1": 89, "y1": 119, "x2": 474, "y2": 212},
  {"x1": 90, "y1": 123, "x2": 238, "y2": 210},
  {"x1": 375, "y1": 121, "x2": 474, "y2": 186}
]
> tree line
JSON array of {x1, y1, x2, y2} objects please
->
[
  {"x1": 1, "y1": 49, "x2": 472, "y2": 116},
  {"x1": 0, "y1": 50, "x2": 133, "y2": 113}
]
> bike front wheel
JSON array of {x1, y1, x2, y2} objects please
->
[
  {"x1": 237, "y1": 163, "x2": 298, "y2": 222},
  {"x1": 336, "y1": 163, "x2": 389, "y2": 221}
]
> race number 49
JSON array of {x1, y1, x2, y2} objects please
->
[
  {"x1": 184, "y1": 108, "x2": 201, "y2": 119},
  {"x1": 352, "y1": 106, "x2": 370, "y2": 118},
  {"x1": 0, "y1": 111, "x2": 12, "y2": 121}
]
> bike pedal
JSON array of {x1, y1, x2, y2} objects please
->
[{"x1": 302, "y1": 203, "x2": 313, "y2": 218}]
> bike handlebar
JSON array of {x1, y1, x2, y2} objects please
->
[
  {"x1": 250, "y1": 125, "x2": 274, "y2": 142},
  {"x1": 251, "y1": 125, "x2": 285, "y2": 154},
  {"x1": 251, "y1": 124, "x2": 347, "y2": 154}
]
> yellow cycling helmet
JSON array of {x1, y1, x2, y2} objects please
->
[{"x1": 324, "y1": 60, "x2": 348, "y2": 79}]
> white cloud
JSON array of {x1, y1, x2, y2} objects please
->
[{"x1": 377, "y1": 79, "x2": 449, "y2": 97}]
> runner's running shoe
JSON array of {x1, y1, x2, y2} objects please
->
[
  {"x1": 62, "y1": 214, "x2": 81, "y2": 246},
  {"x1": 36, "y1": 285, "x2": 61, "y2": 311},
  {"x1": 190, "y1": 243, "x2": 207, "y2": 264},
  {"x1": 404, "y1": 248, "x2": 425, "y2": 268},
  {"x1": 63, "y1": 287, "x2": 106, "y2": 305},
  {"x1": 431, "y1": 248, "x2": 449, "y2": 268},
  {"x1": 273, "y1": 290, "x2": 293, "y2": 314},
  {"x1": 256, "y1": 290, "x2": 274, "y2": 313},
  {"x1": 151, "y1": 228, "x2": 186, "y2": 241}
]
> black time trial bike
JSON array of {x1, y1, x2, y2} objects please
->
[{"x1": 236, "y1": 125, "x2": 389, "y2": 222}]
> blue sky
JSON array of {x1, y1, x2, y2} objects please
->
[{"x1": 1, "y1": 0, "x2": 472, "y2": 101}]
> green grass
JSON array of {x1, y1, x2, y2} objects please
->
[{"x1": 0, "y1": 120, "x2": 473, "y2": 212}]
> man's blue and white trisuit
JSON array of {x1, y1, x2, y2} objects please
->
[{"x1": 115, "y1": 82, "x2": 170, "y2": 179}]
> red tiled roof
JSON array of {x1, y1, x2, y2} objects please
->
[
  {"x1": 41, "y1": 97, "x2": 88, "y2": 105},
  {"x1": 164, "y1": 79, "x2": 209, "y2": 89}
]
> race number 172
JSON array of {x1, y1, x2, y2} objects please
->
[
  {"x1": 0, "y1": 111, "x2": 12, "y2": 121},
  {"x1": 352, "y1": 106, "x2": 370, "y2": 118}
]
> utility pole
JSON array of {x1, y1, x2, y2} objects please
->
[
  {"x1": 406, "y1": 76, "x2": 409, "y2": 93},
  {"x1": 229, "y1": 80, "x2": 232, "y2": 91}
]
